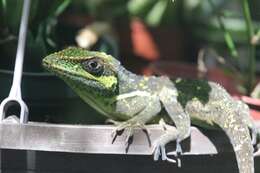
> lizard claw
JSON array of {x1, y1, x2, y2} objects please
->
[
  {"x1": 111, "y1": 121, "x2": 151, "y2": 151},
  {"x1": 137, "y1": 123, "x2": 151, "y2": 147},
  {"x1": 153, "y1": 121, "x2": 182, "y2": 167},
  {"x1": 111, "y1": 121, "x2": 135, "y2": 152}
]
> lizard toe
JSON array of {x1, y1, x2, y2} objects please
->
[{"x1": 176, "y1": 139, "x2": 183, "y2": 155}]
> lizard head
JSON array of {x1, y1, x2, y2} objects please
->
[{"x1": 42, "y1": 47, "x2": 120, "y2": 115}]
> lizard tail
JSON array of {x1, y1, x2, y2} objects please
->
[{"x1": 213, "y1": 107, "x2": 254, "y2": 173}]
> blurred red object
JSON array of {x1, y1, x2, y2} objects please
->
[
  {"x1": 131, "y1": 19, "x2": 160, "y2": 61},
  {"x1": 206, "y1": 67, "x2": 240, "y2": 95}
]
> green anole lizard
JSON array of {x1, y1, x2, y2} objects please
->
[{"x1": 43, "y1": 47, "x2": 259, "y2": 173}]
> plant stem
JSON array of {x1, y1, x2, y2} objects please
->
[
  {"x1": 242, "y1": 0, "x2": 255, "y2": 94},
  {"x1": 208, "y1": 0, "x2": 238, "y2": 58}
]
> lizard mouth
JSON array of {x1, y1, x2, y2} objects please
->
[{"x1": 42, "y1": 56, "x2": 94, "y2": 81}]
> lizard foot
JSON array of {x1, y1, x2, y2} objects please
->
[
  {"x1": 159, "y1": 118, "x2": 183, "y2": 155},
  {"x1": 111, "y1": 120, "x2": 151, "y2": 151},
  {"x1": 153, "y1": 119, "x2": 182, "y2": 167},
  {"x1": 152, "y1": 141, "x2": 181, "y2": 167}
]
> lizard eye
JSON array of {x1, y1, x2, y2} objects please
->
[{"x1": 81, "y1": 57, "x2": 104, "y2": 76}]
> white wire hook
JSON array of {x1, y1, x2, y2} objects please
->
[{"x1": 0, "y1": 0, "x2": 31, "y2": 123}]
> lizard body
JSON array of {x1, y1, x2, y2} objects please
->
[{"x1": 43, "y1": 47, "x2": 258, "y2": 173}]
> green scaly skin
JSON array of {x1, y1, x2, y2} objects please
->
[{"x1": 43, "y1": 47, "x2": 258, "y2": 173}]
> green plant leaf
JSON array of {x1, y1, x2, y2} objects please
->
[
  {"x1": 4, "y1": 0, "x2": 23, "y2": 33},
  {"x1": 145, "y1": 0, "x2": 168, "y2": 27},
  {"x1": 46, "y1": 37, "x2": 56, "y2": 48},
  {"x1": 0, "y1": 0, "x2": 6, "y2": 14},
  {"x1": 29, "y1": 0, "x2": 40, "y2": 22},
  {"x1": 207, "y1": 0, "x2": 238, "y2": 58},
  {"x1": 48, "y1": 0, "x2": 71, "y2": 17},
  {"x1": 33, "y1": 23, "x2": 47, "y2": 57},
  {"x1": 55, "y1": 0, "x2": 71, "y2": 16},
  {"x1": 128, "y1": 0, "x2": 155, "y2": 16},
  {"x1": 224, "y1": 31, "x2": 238, "y2": 57},
  {"x1": 25, "y1": 23, "x2": 49, "y2": 60}
]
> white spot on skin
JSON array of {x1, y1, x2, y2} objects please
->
[
  {"x1": 234, "y1": 144, "x2": 242, "y2": 151},
  {"x1": 116, "y1": 91, "x2": 152, "y2": 100}
]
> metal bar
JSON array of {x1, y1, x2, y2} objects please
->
[{"x1": 0, "y1": 119, "x2": 243, "y2": 156}]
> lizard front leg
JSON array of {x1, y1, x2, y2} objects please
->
[
  {"x1": 112, "y1": 95, "x2": 162, "y2": 149},
  {"x1": 154, "y1": 86, "x2": 191, "y2": 163},
  {"x1": 153, "y1": 119, "x2": 181, "y2": 166}
]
